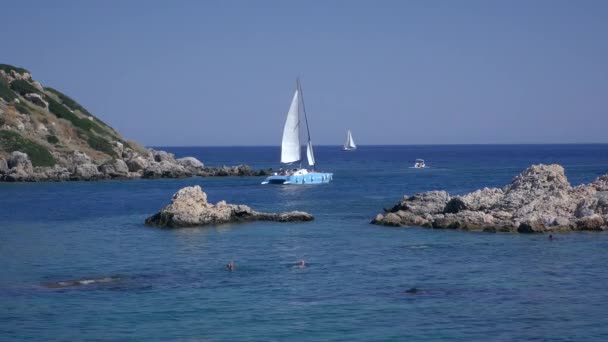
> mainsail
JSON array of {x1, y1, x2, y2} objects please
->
[
  {"x1": 281, "y1": 90, "x2": 301, "y2": 164},
  {"x1": 344, "y1": 129, "x2": 356, "y2": 149},
  {"x1": 280, "y1": 80, "x2": 316, "y2": 167}
]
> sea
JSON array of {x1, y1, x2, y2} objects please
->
[{"x1": 2, "y1": 144, "x2": 608, "y2": 341}]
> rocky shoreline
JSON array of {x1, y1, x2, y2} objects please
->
[
  {"x1": 0, "y1": 147, "x2": 271, "y2": 182},
  {"x1": 372, "y1": 164, "x2": 608, "y2": 233},
  {"x1": 145, "y1": 185, "x2": 313, "y2": 228}
]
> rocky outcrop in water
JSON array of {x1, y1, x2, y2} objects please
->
[
  {"x1": 372, "y1": 164, "x2": 608, "y2": 233},
  {"x1": 145, "y1": 185, "x2": 314, "y2": 228},
  {"x1": 0, "y1": 148, "x2": 271, "y2": 182}
]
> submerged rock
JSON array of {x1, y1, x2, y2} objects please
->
[
  {"x1": 42, "y1": 275, "x2": 123, "y2": 289},
  {"x1": 145, "y1": 185, "x2": 314, "y2": 228},
  {"x1": 372, "y1": 164, "x2": 608, "y2": 233}
]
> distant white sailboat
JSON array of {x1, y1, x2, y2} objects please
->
[
  {"x1": 262, "y1": 79, "x2": 333, "y2": 185},
  {"x1": 342, "y1": 129, "x2": 357, "y2": 151}
]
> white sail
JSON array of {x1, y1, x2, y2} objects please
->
[
  {"x1": 306, "y1": 140, "x2": 315, "y2": 166},
  {"x1": 281, "y1": 90, "x2": 301, "y2": 164},
  {"x1": 344, "y1": 129, "x2": 356, "y2": 149}
]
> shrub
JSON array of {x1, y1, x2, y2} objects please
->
[
  {"x1": 45, "y1": 87, "x2": 115, "y2": 133},
  {"x1": 0, "y1": 129, "x2": 56, "y2": 166},
  {"x1": 45, "y1": 87, "x2": 85, "y2": 113},
  {"x1": 14, "y1": 102, "x2": 30, "y2": 115},
  {"x1": 10, "y1": 80, "x2": 39, "y2": 96},
  {"x1": 0, "y1": 64, "x2": 30, "y2": 75},
  {"x1": 80, "y1": 131, "x2": 115, "y2": 156},
  {"x1": 46, "y1": 135, "x2": 59, "y2": 144},
  {"x1": 47, "y1": 97, "x2": 101, "y2": 132},
  {"x1": 0, "y1": 78, "x2": 16, "y2": 102}
]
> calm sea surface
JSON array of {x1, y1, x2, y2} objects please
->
[{"x1": 2, "y1": 145, "x2": 608, "y2": 341}]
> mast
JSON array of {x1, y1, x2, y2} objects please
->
[{"x1": 297, "y1": 78, "x2": 315, "y2": 169}]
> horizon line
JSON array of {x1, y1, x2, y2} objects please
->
[{"x1": 149, "y1": 142, "x2": 608, "y2": 148}]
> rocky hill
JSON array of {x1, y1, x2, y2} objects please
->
[{"x1": 0, "y1": 64, "x2": 268, "y2": 181}]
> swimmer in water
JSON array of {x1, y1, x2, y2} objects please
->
[
  {"x1": 549, "y1": 234, "x2": 554, "y2": 240},
  {"x1": 226, "y1": 261, "x2": 234, "y2": 271},
  {"x1": 298, "y1": 260, "x2": 306, "y2": 268}
]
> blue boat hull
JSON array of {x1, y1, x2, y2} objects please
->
[{"x1": 262, "y1": 172, "x2": 333, "y2": 185}]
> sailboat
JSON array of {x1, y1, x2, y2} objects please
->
[
  {"x1": 262, "y1": 79, "x2": 333, "y2": 185},
  {"x1": 342, "y1": 129, "x2": 357, "y2": 151}
]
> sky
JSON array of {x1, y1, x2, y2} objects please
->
[{"x1": 2, "y1": 0, "x2": 607, "y2": 146}]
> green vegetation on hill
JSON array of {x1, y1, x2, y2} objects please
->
[
  {"x1": 0, "y1": 64, "x2": 30, "y2": 75},
  {"x1": 46, "y1": 135, "x2": 59, "y2": 144},
  {"x1": 0, "y1": 130, "x2": 56, "y2": 166},
  {"x1": 14, "y1": 102, "x2": 31, "y2": 115},
  {"x1": 45, "y1": 86, "x2": 115, "y2": 133},
  {"x1": 47, "y1": 97, "x2": 100, "y2": 132},
  {"x1": 45, "y1": 87, "x2": 88, "y2": 114},
  {"x1": 79, "y1": 130, "x2": 115, "y2": 156},
  {"x1": 10, "y1": 80, "x2": 40, "y2": 96},
  {"x1": 0, "y1": 78, "x2": 16, "y2": 102}
]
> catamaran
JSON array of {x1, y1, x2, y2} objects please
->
[
  {"x1": 262, "y1": 79, "x2": 333, "y2": 185},
  {"x1": 342, "y1": 129, "x2": 357, "y2": 151}
]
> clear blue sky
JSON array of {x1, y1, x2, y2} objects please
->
[{"x1": 3, "y1": 0, "x2": 607, "y2": 146}]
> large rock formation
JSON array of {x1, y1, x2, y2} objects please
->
[
  {"x1": 0, "y1": 64, "x2": 271, "y2": 182},
  {"x1": 145, "y1": 185, "x2": 314, "y2": 228},
  {"x1": 372, "y1": 164, "x2": 608, "y2": 233}
]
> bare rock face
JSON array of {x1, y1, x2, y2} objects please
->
[
  {"x1": 372, "y1": 164, "x2": 608, "y2": 233},
  {"x1": 152, "y1": 150, "x2": 176, "y2": 163},
  {"x1": 592, "y1": 175, "x2": 608, "y2": 191},
  {"x1": 145, "y1": 185, "x2": 314, "y2": 228},
  {"x1": 8, "y1": 151, "x2": 33, "y2": 173},
  {"x1": 0, "y1": 158, "x2": 7, "y2": 173},
  {"x1": 98, "y1": 159, "x2": 129, "y2": 178},
  {"x1": 176, "y1": 157, "x2": 204, "y2": 170},
  {"x1": 70, "y1": 151, "x2": 92, "y2": 166},
  {"x1": 126, "y1": 156, "x2": 150, "y2": 172},
  {"x1": 24, "y1": 93, "x2": 48, "y2": 109}
]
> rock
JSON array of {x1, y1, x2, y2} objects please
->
[
  {"x1": 126, "y1": 156, "x2": 149, "y2": 172},
  {"x1": 387, "y1": 191, "x2": 450, "y2": 216},
  {"x1": 121, "y1": 147, "x2": 137, "y2": 160},
  {"x1": 0, "y1": 158, "x2": 8, "y2": 173},
  {"x1": 70, "y1": 151, "x2": 92, "y2": 165},
  {"x1": 575, "y1": 214, "x2": 605, "y2": 231},
  {"x1": 382, "y1": 213, "x2": 402, "y2": 226},
  {"x1": 371, "y1": 164, "x2": 608, "y2": 234},
  {"x1": 444, "y1": 197, "x2": 467, "y2": 214},
  {"x1": 73, "y1": 163, "x2": 101, "y2": 179},
  {"x1": 112, "y1": 141, "x2": 124, "y2": 156},
  {"x1": 176, "y1": 156, "x2": 204, "y2": 170},
  {"x1": 460, "y1": 187, "x2": 504, "y2": 211},
  {"x1": 31, "y1": 81, "x2": 44, "y2": 92},
  {"x1": 151, "y1": 150, "x2": 175, "y2": 163},
  {"x1": 8, "y1": 151, "x2": 33, "y2": 173},
  {"x1": 143, "y1": 161, "x2": 190, "y2": 179},
  {"x1": 36, "y1": 123, "x2": 48, "y2": 134},
  {"x1": 98, "y1": 159, "x2": 129, "y2": 178},
  {"x1": 145, "y1": 185, "x2": 314, "y2": 228},
  {"x1": 592, "y1": 175, "x2": 608, "y2": 191},
  {"x1": 24, "y1": 93, "x2": 48, "y2": 109}
]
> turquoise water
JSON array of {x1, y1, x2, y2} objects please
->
[{"x1": 2, "y1": 145, "x2": 608, "y2": 341}]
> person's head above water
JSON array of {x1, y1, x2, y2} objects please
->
[{"x1": 226, "y1": 261, "x2": 234, "y2": 271}]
